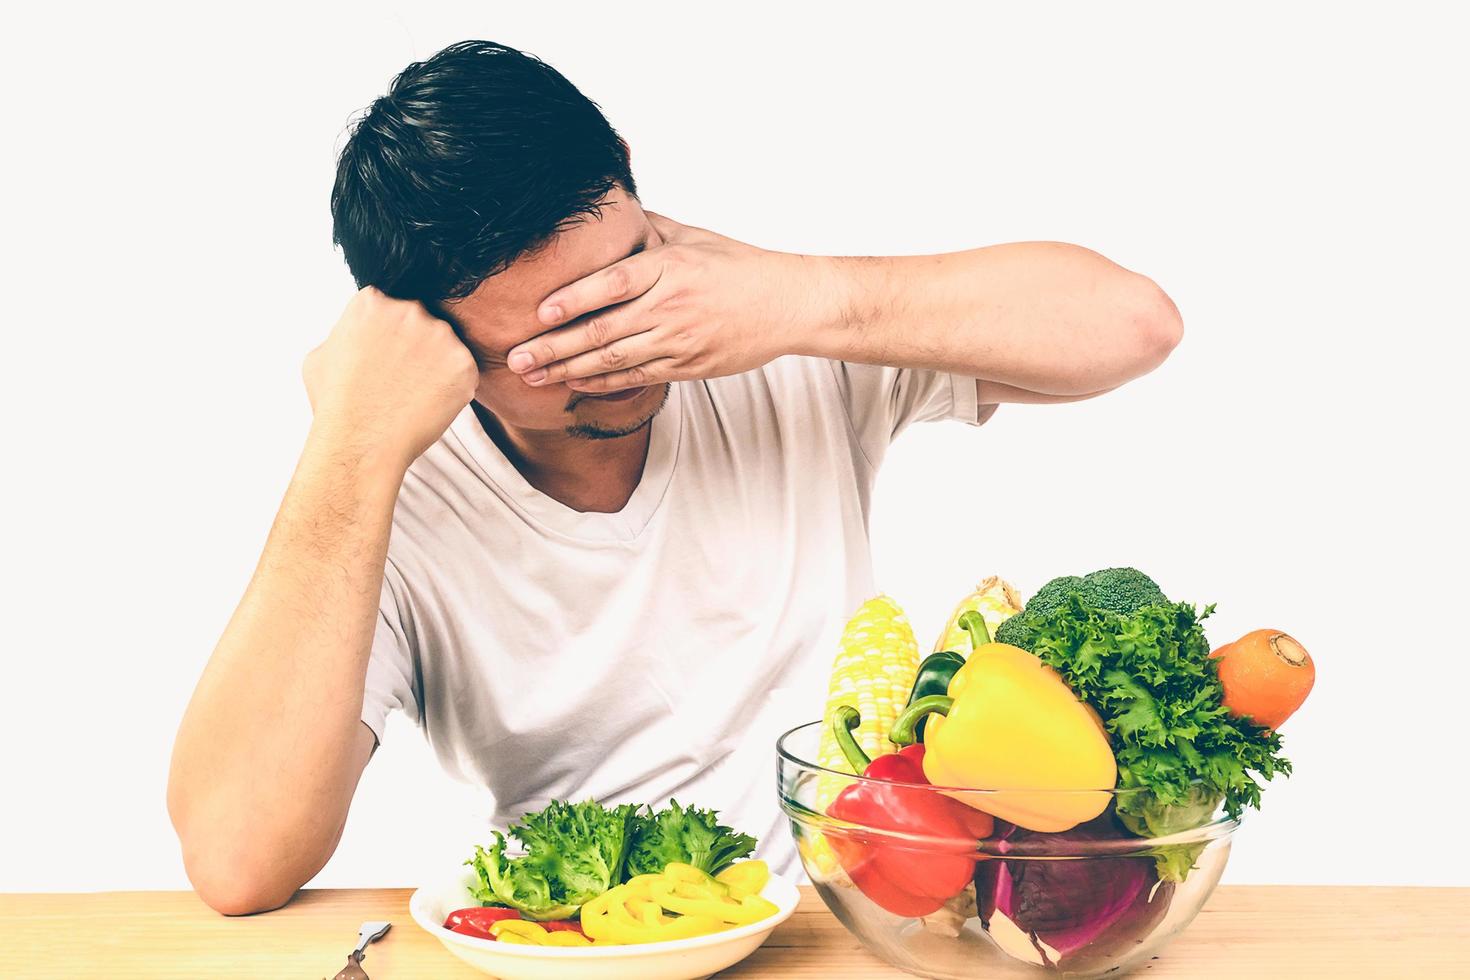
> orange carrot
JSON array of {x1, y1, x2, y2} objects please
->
[{"x1": 1211, "y1": 629, "x2": 1315, "y2": 730}]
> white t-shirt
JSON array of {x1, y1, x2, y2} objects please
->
[{"x1": 362, "y1": 355, "x2": 992, "y2": 873}]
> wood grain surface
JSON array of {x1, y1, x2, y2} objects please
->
[{"x1": 3, "y1": 885, "x2": 1467, "y2": 978}]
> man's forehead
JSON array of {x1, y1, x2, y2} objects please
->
[{"x1": 445, "y1": 192, "x2": 644, "y2": 348}]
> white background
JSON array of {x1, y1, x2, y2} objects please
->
[{"x1": 3, "y1": 2, "x2": 1466, "y2": 892}]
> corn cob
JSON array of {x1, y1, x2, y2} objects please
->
[
  {"x1": 932, "y1": 576, "x2": 1025, "y2": 654},
  {"x1": 808, "y1": 595, "x2": 922, "y2": 876}
]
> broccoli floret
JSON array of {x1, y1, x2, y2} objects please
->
[
  {"x1": 994, "y1": 610, "x2": 1038, "y2": 649},
  {"x1": 1079, "y1": 567, "x2": 1168, "y2": 613},
  {"x1": 997, "y1": 568, "x2": 1168, "y2": 651},
  {"x1": 1022, "y1": 574, "x2": 1087, "y2": 619}
]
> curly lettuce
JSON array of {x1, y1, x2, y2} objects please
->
[
  {"x1": 465, "y1": 798, "x2": 758, "y2": 919},
  {"x1": 624, "y1": 799, "x2": 757, "y2": 877},
  {"x1": 1028, "y1": 597, "x2": 1291, "y2": 879},
  {"x1": 467, "y1": 800, "x2": 639, "y2": 920}
]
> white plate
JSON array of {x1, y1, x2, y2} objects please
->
[{"x1": 409, "y1": 868, "x2": 800, "y2": 980}]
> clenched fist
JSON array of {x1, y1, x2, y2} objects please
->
[{"x1": 303, "y1": 287, "x2": 479, "y2": 470}]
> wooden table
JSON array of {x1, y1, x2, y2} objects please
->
[{"x1": 3, "y1": 885, "x2": 1467, "y2": 978}]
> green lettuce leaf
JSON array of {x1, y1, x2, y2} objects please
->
[
  {"x1": 1116, "y1": 783, "x2": 1223, "y2": 883},
  {"x1": 466, "y1": 800, "x2": 639, "y2": 919},
  {"x1": 625, "y1": 799, "x2": 758, "y2": 877},
  {"x1": 1029, "y1": 597, "x2": 1291, "y2": 880}
]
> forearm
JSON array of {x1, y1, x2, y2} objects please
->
[
  {"x1": 167, "y1": 429, "x2": 402, "y2": 912},
  {"x1": 797, "y1": 244, "x2": 1182, "y2": 395}
]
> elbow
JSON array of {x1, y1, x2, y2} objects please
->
[
  {"x1": 182, "y1": 844, "x2": 301, "y2": 916},
  {"x1": 167, "y1": 750, "x2": 354, "y2": 917},
  {"x1": 197, "y1": 880, "x2": 297, "y2": 917},
  {"x1": 1144, "y1": 283, "x2": 1185, "y2": 361},
  {"x1": 1123, "y1": 274, "x2": 1183, "y2": 373},
  {"x1": 170, "y1": 791, "x2": 303, "y2": 916}
]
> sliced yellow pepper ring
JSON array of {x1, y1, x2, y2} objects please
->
[
  {"x1": 581, "y1": 885, "x2": 622, "y2": 919},
  {"x1": 580, "y1": 885, "x2": 624, "y2": 943},
  {"x1": 740, "y1": 894, "x2": 781, "y2": 920},
  {"x1": 494, "y1": 932, "x2": 541, "y2": 945},
  {"x1": 612, "y1": 912, "x2": 726, "y2": 944},
  {"x1": 716, "y1": 860, "x2": 770, "y2": 900},
  {"x1": 663, "y1": 863, "x2": 730, "y2": 896},
  {"x1": 580, "y1": 909, "x2": 614, "y2": 943},
  {"x1": 585, "y1": 888, "x2": 730, "y2": 943},
  {"x1": 542, "y1": 931, "x2": 592, "y2": 947},
  {"x1": 649, "y1": 879, "x2": 775, "y2": 926},
  {"x1": 625, "y1": 897, "x2": 665, "y2": 926},
  {"x1": 579, "y1": 864, "x2": 777, "y2": 946},
  {"x1": 609, "y1": 897, "x2": 664, "y2": 933},
  {"x1": 490, "y1": 920, "x2": 549, "y2": 940},
  {"x1": 625, "y1": 873, "x2": 665, "y2": 893}
]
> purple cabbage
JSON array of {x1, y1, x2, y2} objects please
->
[{"x1": 975, "y1": 814, "x2": 1175, "y2": 968}]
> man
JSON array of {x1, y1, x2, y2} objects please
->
[{"x1": 168, "y1": 40, "x2": 1181, "y2": 915}]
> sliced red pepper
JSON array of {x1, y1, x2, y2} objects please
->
[
  {"x1": 824, "y1": 706, "x2": 995, "y2": 917},
  {"x1": 443, "y1": 906, "x2": 522, "y2": 940}
]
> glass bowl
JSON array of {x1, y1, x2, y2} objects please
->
[{"x1": 777, "y1": 721, "x2": 1237, "y2": 979}]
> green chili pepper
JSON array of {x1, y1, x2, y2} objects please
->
[{"x1": 898, "y1": 650, "x2": 966, "y2": 742}]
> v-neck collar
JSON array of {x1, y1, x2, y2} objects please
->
[{"x1": 448, "y1": 383, "x2": 683, "y2": 543}]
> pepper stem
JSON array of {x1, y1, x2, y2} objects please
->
[
  {"x1": 889, "y1": 695, "x2": 955, "y2": 746},
  {"x1": 958, "y1": 610, "x2": 992, "y2": 649},
  {"x1": 831, "y1": 705, "x2": 872, "y2": 774}
]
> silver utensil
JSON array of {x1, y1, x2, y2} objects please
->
[{"x1": 330, "y1": 921, "x2": 392, "y2": 980}]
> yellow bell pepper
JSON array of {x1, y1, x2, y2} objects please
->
[{"x1": 890, "y1": 612, "x2": 1116, "y2": 832}]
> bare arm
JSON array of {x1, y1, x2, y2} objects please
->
[
  {"x1": 973, "y1": 379, "x2": 1120, "y2": 405},
  {"x1": 807, "y1": 244, "x2": 1182, "y2": 400},
  {"x1": 502, "y1": 216, "x2": 1181, "y2": 405},
  {"x1": 167, "y1": 288, "x2": 477, "y2": 914}
]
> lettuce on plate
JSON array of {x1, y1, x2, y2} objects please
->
[
  {"x1": 624, "y1": 799, "x2": 758, "y2": 877},
  {"x1": 468, "y1": 800, "x2": 639, "y2": 920},
  {"x1": 464, "y1": 798, "x2": 758, "y2": 920}
]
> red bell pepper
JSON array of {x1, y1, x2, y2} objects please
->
[
  {"x1": 824, "y1": 705, "x2": 995, "y2": 917},
  {"x1": 443, "y1": 907, "x2": 587, "y2": 942},
  {"x1": 443, "y1": 906, "x2": 522, "y2": 939}
]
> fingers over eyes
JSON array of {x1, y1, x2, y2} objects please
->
[
  {"x1": 534, "y1": 252, "x2": 660, "y2": 330},
  {"x1": 566, "y1": 359, "x2": 680, "y2": 393},
  {"x1": 527, "y1": 333, "x2": 660, "y2": 386},
  {"x1": 511, "y1": 306, "x2": 643, "y2": 378}
]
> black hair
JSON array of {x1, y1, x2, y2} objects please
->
[{"x1": 330, "y1": 40, "x2": 635, "y2": 305}]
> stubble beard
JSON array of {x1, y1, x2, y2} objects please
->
[{"x1": 563, "y1": 384, "x2": 670, "y2": 441}]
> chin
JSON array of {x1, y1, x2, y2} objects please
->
[{"x1": 566, "y1": 383, "x2": 669, "y2": 440}]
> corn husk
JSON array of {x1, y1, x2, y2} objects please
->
[{"x1": 932, "y1": 576, "x2": 1025, "y2": 654}]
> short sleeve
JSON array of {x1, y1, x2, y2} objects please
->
[
  {"x1": 828, "y1": 361, "x2": 995, "y2": 469},
  {"x1": 360, "y1": 563, "x2": 420, "y2": 746}
]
